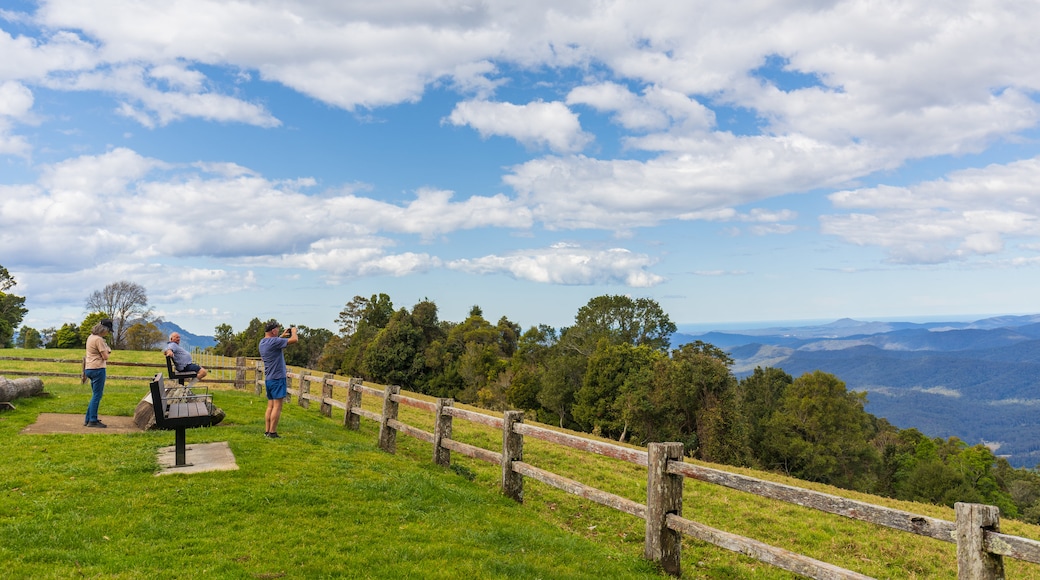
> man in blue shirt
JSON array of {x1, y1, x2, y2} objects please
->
[
  {"x1": 164, "y1": 332, "x2": 208, "y2": 382},
  {"x1": 259, "y1": 320, "x2": 297, "y2": 438}
]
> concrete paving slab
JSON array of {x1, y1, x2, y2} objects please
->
[{"x1": 156, "y1": 441, "x2": 238, "y2": 475}]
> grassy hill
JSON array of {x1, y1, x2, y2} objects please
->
[{"x1": 5, "y1": 349, "x2": 1040, "y2": 578}]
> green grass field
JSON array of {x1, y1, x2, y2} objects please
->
[{"x1": 4, "y1": 349, "x2": 1040, "y2": 579}]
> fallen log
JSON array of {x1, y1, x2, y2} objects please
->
[{"x1": 0, "y1": 376, "x2": 45, "y2": 402}]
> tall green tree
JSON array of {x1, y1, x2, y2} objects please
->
[
  {"x1": 79, "y1": 312, "x2": 109, "y2": 345},
  {"x1": 506, "y1": 324, "x2": 557, "y2": 412},
  {"x1": 573, "y1": 341, "x2": 661, "y2": 441},
  {"x1": 649, "y1": 342, "x2": 748, "y2": 463},
  {"x1": 16, "y1": 326, "x2": 42, "y2": 349},
  {"x1": 285, "y1": 325, "x2": 333, "y2": 369},
  {"x1": 125, "y1": 321, "x2": 164, "y2": 351},
  {"x1": 52, "y1": 323, "x2": 83, "y2": 348},
  {"x1": 0, "y1": 266, "x2": 28, "y2": 348},
  {"x1": 363, "y1": 309, "x2": 427, "y2": 389},
  {"x1": 738, "y1": 366, "x2": 793, "y2": 466},
  {"x1": 213, "y1": 323, "x2": 237, "y2": 356},
  {"x1": 761, "y1": 371, "x2": 878, "y2": 489},
  {"x1": 562, "y1": 295, "x2": 676, "y2": 356},
  {"x1": 537, "y1": 347, "x2": 584, "y2": 428}
]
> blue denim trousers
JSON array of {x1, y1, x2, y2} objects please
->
[{"x1": 84, "y1": 368, "x2": 106, "y2": 423}]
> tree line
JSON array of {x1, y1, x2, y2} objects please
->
[
  {"x1": 10, "y1": 278, "x2": 166, "y2": 351},
  {"x1": 210, "y1": 292, "x2": 1040, "y2": 524},
  {"x1": 6, "y1": 264, "x2": 1040, "y2": 525}
]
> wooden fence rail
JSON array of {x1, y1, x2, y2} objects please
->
[
  {"x1": 0, "y1": 355, "x2": 252, "y2": 388},
  {"x1": 256, "y1": 365, "x2": 1040, "y2": 580}
]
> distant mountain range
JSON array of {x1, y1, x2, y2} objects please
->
[
  {"x1": 155, "y1": 321, "x2": 216, "y2": 351},
  {"x1": 674, "y1": 315, "x2": 1040, "y2": 468}
]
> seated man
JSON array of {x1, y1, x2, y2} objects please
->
[{"x1": 164, "y1": 332, "x2": 208, "y2": 381}]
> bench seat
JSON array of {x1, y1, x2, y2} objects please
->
[{"x1": 167, "y1": 401, "x2": 210, "y2": 419}]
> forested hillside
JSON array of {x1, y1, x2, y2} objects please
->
[
  {"x1": 210, "y1": 296, "x2": 1040, "y2": 524},
  {"x1": 678, "y1": 316, "x2": 1040, "y2": 468}
]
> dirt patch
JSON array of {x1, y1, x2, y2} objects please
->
[{"x1": 19, "y1": 413, "x2": 142, "y2": 435}]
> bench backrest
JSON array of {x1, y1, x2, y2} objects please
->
[
  {"x1": 165, "y1": 355, "x2": 195, "y2": 384},
  {"x1": 149, "y1": 373, "x2": 171, "y2": 428}
]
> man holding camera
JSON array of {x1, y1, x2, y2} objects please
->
[{"x1": 259, "y1": 320, "x2": 297, "y2": 438}]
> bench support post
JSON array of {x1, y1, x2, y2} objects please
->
[{"x1": 174, "y1": 428, "x2": 190, "y2": 467}]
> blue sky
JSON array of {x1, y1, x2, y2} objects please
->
[{"x1": 3, "y1": 0, "x2": 1040, "y2": 337}]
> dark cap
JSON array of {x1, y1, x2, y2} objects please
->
[
  {"x1": 100, "y1": 318, "x2": 114, "y2": 331},
  {"x1": 264, "y1": 320, "x2": 281, "y2": 332}
]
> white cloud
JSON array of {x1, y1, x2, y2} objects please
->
[
  {"x1": 567, "y1": 82, "x2": 715, "y2": 134},
  {"x1": 0, "y1": 148, "x2": 534, "y2": 286},
  {"x1": 42, "y1": 64, "x2": 280, "y2": 128},
  {"x1": 448, "y1": 243, "x2": 664, "y2": 287},
  {"x1": 823, "y1": 156, "x2": 1040, "y2": 264},
  {"x1": 505, "y1": 134, "x2": 887, "y2": 231},
  {"x1": 446, "y1": 99, "x2": 592, "y2": 153}
]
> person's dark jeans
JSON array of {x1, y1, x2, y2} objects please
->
[{"x1": 84, "y1": 368, "x2": 106, "y2": 423}]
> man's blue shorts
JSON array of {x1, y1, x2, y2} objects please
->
[
  {"x1": 265, "y1": 378, "x2": 287, "y2": 400},
  {"x1": 181, "y1": 363, "x2": 202, "y2": 374}
]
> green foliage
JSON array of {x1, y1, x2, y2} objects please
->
[
  {"x1": 79, "y1": 311, "x2": 109, "y2": 345},
  {"x1": 651, "y1": 343, "x2": 748, "y2": 463},
  {"x1": 564, "y1": 294, "x2": 676, "y2": 356},
  {"x1": 761, "y1": 371, "x2": 879, "y2": 490},
  {"x1": 363, "y1": 308, "x2": 428, "y2": 388},
  {"x1": 573, "y1": 342, "x2": 662, "y2": 441},
  {"x1": 738, "y1": 366, "x2": 793, "y2": 464},
  {"x1": 212, "y1": 318, "x2": 266, "y2": 358},
  {"x1": 15, "y1": 325, "x2": 42, "y2": 349},
  {"x1": 124, "y1": 320, "x2": 164, "y2": 351},
  {"x1": 0, "y1": 265, "x2": 27, "y2": 348},
  {"x1": 52, "y1": 322, "x2": 84, "y2": 349},
  {"x1": 284, "y1": 325, "x2": 333, "y2": 369}
]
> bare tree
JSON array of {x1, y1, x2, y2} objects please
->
[{"x1": 85, "y1": 281, "x2": 152, "y2": 348}]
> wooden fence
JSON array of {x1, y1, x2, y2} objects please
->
[
  {"x1": 265, "y1": 366, "x2": 1040, "y2": 580},
  {"x1": 0, "y1": 354, "x2": 252, "y2": 388},
  {"x1": 6, "y1": 354, "x2": 1040, "y2": 578}
]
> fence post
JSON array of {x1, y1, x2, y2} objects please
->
[
  {"x1": 320, "y1": 374, "x2": 333, "y2": 417},
  {"x1": 298, "y1": 373, "x2": 311, "y2": 409},
  {"x1": 502, "y1": 410, "x2": 524, "y2": 503},
  {"x1": 433, "y1": 398, "x2": 454, "y2": 467},
  {"x1": 345, "y1": 377, "x2": 362, "y2": 430},
  {"x1": 956, "y1": 502, "x2": 1004, "y2": 580},
  {"x1": 646, "y1": 442, "x2": 684, "y2": 577},
  {"x1": 378, "y1": 384, "x2": 400, "y2": 454},
  {"x1": 254, "y1": 363, "x2": 264, "y2": 396},
  {"x1": 234, "y1": 357, "x2": 246, "y2": 389}
]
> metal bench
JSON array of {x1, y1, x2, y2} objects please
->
[
  {"x1": 166, "y1": 355, "x2": 197, "y2": 385},
  {"x1": 149, "y1": 373, "x2": 217, "y2": 467}
]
